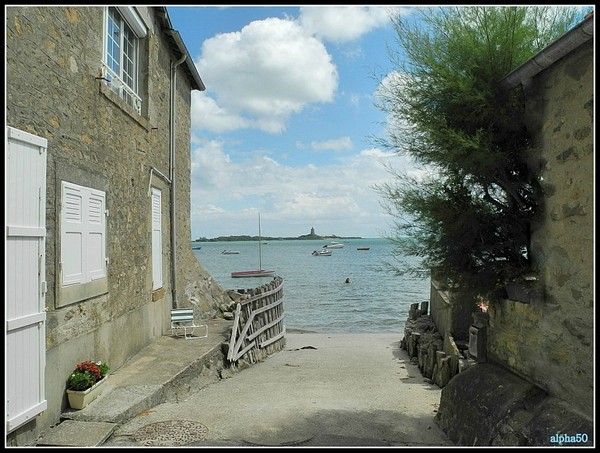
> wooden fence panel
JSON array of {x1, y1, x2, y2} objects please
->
[{"x1": 228, "y1": 276, "x2": 286, "y2": 363}]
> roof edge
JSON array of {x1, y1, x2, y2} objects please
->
[
  {"x1": 154, "y1": 7, "x2": 206, "y2": 92},
  {"x1": 499, "y1": 13, "x2": 594, "y2": 90}
]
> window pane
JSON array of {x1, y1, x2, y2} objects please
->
[
  {"x1": 122, "y1": 26, "x2": 136, "y2": 89},
  {"x1": 106, "y1": 8, "x2": 120, "y2": 76}
]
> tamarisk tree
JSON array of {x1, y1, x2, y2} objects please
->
[{"x1": 374, "y1": 6, "x2": 587, "y2": 297}]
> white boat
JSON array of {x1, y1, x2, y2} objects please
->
[
  {"x1": 222, "y1": 250, "x2": 240, "y2": 255},
  {"x1": 231, "y1": 213, "x2": 275, "y2": 278},
  {"x1": 324, "y1": 241, "x2": 344, "y2": 249},
  {"x1": 312, "y1": 249, "x2": 332, "y2": 256}
]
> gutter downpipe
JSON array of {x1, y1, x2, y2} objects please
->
[
  {"x1": 169, "y1": 52, "x2": 187, "y2": 309},
  {"x1": 499, "y1": 14, "x2": 594, "y2": 90}
]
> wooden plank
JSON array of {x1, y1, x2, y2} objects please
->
[
  {"x1": 227, "y1": 303, "x2": 242, "y2": 361},
  {"x1": 232, "y1": 313, "x2": 256, "y2": 360},
  {"x1": 247, "y1": 314, "x2": 283, "y2": 341},
  {"x1": 259, "y1": 328, "x2": 286, "y2": 348},
  {"x1": 239, "y1": 281, "x2": 282, "y2": 305},
  {"x1": 232, "y1": 341, "x2": 256, "y2": 362},
  {"x1": 249, "y1": 298, "x2": 283, "y2": 316}
]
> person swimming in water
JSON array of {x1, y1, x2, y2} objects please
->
[{"x1": 345, "y1": 277, "x2": 351, "y2": 284}]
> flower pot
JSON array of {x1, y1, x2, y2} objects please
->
[{"x1": 66, "y1": 376, "x2": 107, "y2": 410}]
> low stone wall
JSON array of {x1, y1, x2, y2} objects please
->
[
  {"x1": 401, "y1": 301, "x2": 476, "y2": 388},
  {"x1": 405, "y1": 302, "x2": 594, "y2": 446}
]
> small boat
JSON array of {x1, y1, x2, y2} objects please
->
[
  {"x1": 356, "y1": 247, "x2": 370, "y2": 251},
  {"x1": 312, "y1": 249, "x2": 332, "y2": 256},
  {"x1": 231, "y1": 213, "x2": 275, "y2": 278},
  {"x1": 324, "y1": 241, "x2": 344, "y2": 249},
  {"x1": 222, "y1": 250, "x2": 240, "y2": 255},
  {"x1": 231, "y1": 269, "x2": 275, "y2": 278},
  {"x1": 192, "y1": 245, "x2": 202, "y2": 250}
]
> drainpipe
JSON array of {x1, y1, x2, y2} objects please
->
[{"x1": 169, "y1": 52, "x2": 187, "y2": 308}]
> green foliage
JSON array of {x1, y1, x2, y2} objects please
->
[
  {"x1": 67, "y1": 360, "x2": 110, "y2": 391},
  {"x1": 66, "y1": 372, "x2": 95, "y2": 391},
  {"x1": 374, "y1": 6, "x2": 587, "y2": 296},
  {"x1": 98, "y1": 361, "x2": 110, "y2": 377}
]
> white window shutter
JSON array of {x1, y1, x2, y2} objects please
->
[
  {"x1": 87, "y1": 190, "x2": 106, "y2": 281},
  {"x1": 151, "y1": 188, "x2": 162, "y2": 290},
  {"x1": 61, "y1": 182, "x2": 106, "y2": 287},
  {"x1": 61, "y1": 183, "x2": 84, "y2": 287}
]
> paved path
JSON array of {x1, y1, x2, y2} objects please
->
[{"x1": 104, "y1": 332, "x2": 452, "y2": 447}]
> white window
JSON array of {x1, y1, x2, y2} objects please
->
[
  {"x1": 151, "y1": 188, "x2": 163, "y2": 290},
  {"x1": 60, "y1": 182, "x2": 107, "y2": 294},
  {"x1": 102, "y1": 6, "x2": 146, "y2": 113}
]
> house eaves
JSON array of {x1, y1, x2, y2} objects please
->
[
  {"x1": 500, "y1": 12, "x2": 594, "y2": 90},
  {"x1": 154, "y1": 6, "x2": 206, "y2": 92}
]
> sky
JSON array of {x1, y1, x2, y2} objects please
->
[{"x1": 166, "y1": 5, "x2": 422, "y2": 240}]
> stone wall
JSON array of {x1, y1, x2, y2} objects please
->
[
  {"x1": 401, "y1": 301, "x2": 477, "y2": 389},
  {"x1": 435, "y1": 362, "x2": 594, "y2": 446},
  {"x1": 429, "y1": 280, "x2": 479, "y2": 342},
  {"x1": 486, "y1": 39, "x2": 594, "y2": 418},
  {"x1": 6, "y1": 6, "x2": 231, "y2": 445}
]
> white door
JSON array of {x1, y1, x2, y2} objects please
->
[{"x1": 5, "y1": 126, "x2": 48, "y2": 433}]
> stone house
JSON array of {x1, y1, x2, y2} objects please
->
[
  {"x1": 432, "y1": 13, "x2": 594, "y2": 445},
  {"x1": 489, "y1": 10, "x2": 594, "y2": 417},
  {"x1": 5, "y1": 6, "x2": 231, "y2": 445}
]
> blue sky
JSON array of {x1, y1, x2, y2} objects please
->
[{"x1": 166, "y1": 5, "x2": 422, "y2": 239}]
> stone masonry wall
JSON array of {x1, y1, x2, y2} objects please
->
[
  {"x1": 6, "y1": 6, "x2": 231, "y2": 445},
  {"x1": 486, "y1": 39, "x2": 594, "y2": 418},
  {"x1": 401, "y1": 301, "x2": 477, "y2": 389}
]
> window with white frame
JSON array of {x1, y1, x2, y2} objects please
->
[
  {"x1": 103, "y1": 6, "x2": 146, "y2": 113},
  {"x1": 59, "y1": 181, "x2": 108, "y2": 306}
]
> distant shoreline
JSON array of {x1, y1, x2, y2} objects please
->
[{"x1": 193, "y1": 235, "x2": 363, "y2": 242}]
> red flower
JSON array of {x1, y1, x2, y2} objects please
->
[{"x1": 75, "y1": 360, "x2": 102, "y2": 380}]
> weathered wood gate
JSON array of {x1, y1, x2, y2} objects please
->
[
  {"x1": 5, "y1": 126, "x2": 48, "y2": 433},
  {"x1": 227, "y1": 276, "x2": 286, "y2": 363}
]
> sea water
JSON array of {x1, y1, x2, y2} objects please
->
[{"x1": 193, "y1": 238, "x2": 430, "y2": 334}]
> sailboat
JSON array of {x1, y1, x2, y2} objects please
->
[{"x1": 231, "y1": 213, "x2": 275, "y2": 278}]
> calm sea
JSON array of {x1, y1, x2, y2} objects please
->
[{"x1": 193, "y1": 238, "x2": 430, "y2": 334}]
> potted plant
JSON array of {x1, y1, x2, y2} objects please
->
[{"x1": 66, "y1": 360, "x2": 110, "y2": 410}]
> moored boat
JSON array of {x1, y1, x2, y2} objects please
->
[
  {"x1": 356, "y1": 247, "x2": 370, "y2": 251},
  {"x1": 231, "y1": 213, "x2": 275, "y2": 278},
  {"x1": 324, "y1": 241, "x2": 344, "y2": 249},
  {"x1": 231, "y1": 269, "x2": 275, "y2": 278},
  {"x1": 312, "y1": 249, "x2": 332, "y2": 256},
  {"x1": 222, "y1": 250, "x2": 240, "y2": 254}
]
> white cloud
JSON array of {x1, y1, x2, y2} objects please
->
[
  {"x1": 298, "y1": 6, "x2": 395, "y2": 43},
  {"x1": 195, "y1": 17, "x2": 338, "y2": 134},
  {"x1": 190, "y1": 140, "x2": 413, "y2": 238},
  {"x1": 191, "y1": 92, "x2": 250, "y2": 133},
  {"x1": 310, "y1": 136, "x2": 353, "y2": 151}
]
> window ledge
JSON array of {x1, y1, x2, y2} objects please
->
[
  {"x1": 152, "y1": 288, "x2": 165, "y2": 302},
  {"x1": 98, "y1": 80, "x2": 149, "y2": 131}
]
